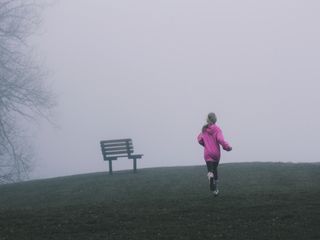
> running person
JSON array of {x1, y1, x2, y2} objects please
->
[{"x1": 197, "y1": 113, "x2": 232, "y2": 196}]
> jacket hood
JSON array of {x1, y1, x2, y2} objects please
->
[{"x1": 205, "y1": 124, "x2": 219, "y2": 135}]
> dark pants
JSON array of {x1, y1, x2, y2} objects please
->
[
  {"x1": 206, "y1": 161, "x2": 219, "y2": 191},
  {"x1": 206, "y1": 161, "x2": 219, "y2": 180}
]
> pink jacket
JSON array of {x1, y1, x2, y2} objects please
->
[{"x1": 197, "y1": 124, "x2": 232, "y2": 162}]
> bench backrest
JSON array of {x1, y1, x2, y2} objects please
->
[{"x1": 100, "y1": 138, "x2": 134, "y2": 160}]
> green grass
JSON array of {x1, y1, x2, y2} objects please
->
[{"x1": 0, "y1": 162, "x2": 319, "y2": 240}]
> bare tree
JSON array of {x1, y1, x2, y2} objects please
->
[{"x1": 0, "y1": 0, "x2": 54, "y2": 183}]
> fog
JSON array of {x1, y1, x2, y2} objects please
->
[{"x1": 30, "y1": 0, "x2": 320, "y2": 179}]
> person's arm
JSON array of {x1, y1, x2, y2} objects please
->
[
  {"x1": 216, "y1": 128, "x2": 232, "y2": 151},
  {"x1": 197, "y1": 133, "x2": 205, "y2": 147}
]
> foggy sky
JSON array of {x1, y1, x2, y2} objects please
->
[{"x1": 30, "y1": 0, "x2": 320, "y2": 179}]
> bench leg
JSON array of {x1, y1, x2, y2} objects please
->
[
  {"x1": 109, "y1": 160, "x2": 113, "y2": 175},
  {"x1": 133, "y1": 158, "x2": 137, "y2": 173}
]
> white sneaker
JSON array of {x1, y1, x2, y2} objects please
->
[
  {"x1": 207, "y1": 172, "x2": 213, "y2": 181},
  {"x1": 213, "y1": 189, "x2": 219, "y2": 196}
]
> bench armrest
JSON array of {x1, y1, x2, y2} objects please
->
[{"x1": 129, "y1": 154, "x2": 143, "y2": 159}]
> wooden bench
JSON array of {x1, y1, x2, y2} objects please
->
[{"x1": 100, "y1": 138, "x2": 143, "y2": 174}]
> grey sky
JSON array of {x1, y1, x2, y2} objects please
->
[{"x1": 31, "y1": 0, "x2": 320, "y2": 179}]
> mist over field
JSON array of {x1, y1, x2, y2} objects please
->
[{"x1": 30, "y1": 0, "x2": 320, "y2": 179}]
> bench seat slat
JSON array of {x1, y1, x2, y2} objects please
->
[
  {"x1": 105, "y1": 155, "x2": 129, "y2": 159},
  {"x1": 104, "y1": 150, "x2": 133, "y2": 155}
]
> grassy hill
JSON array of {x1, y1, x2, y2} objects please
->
[{"x1": 0, "y1": 162, "x2": 319, "y2": 240}]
